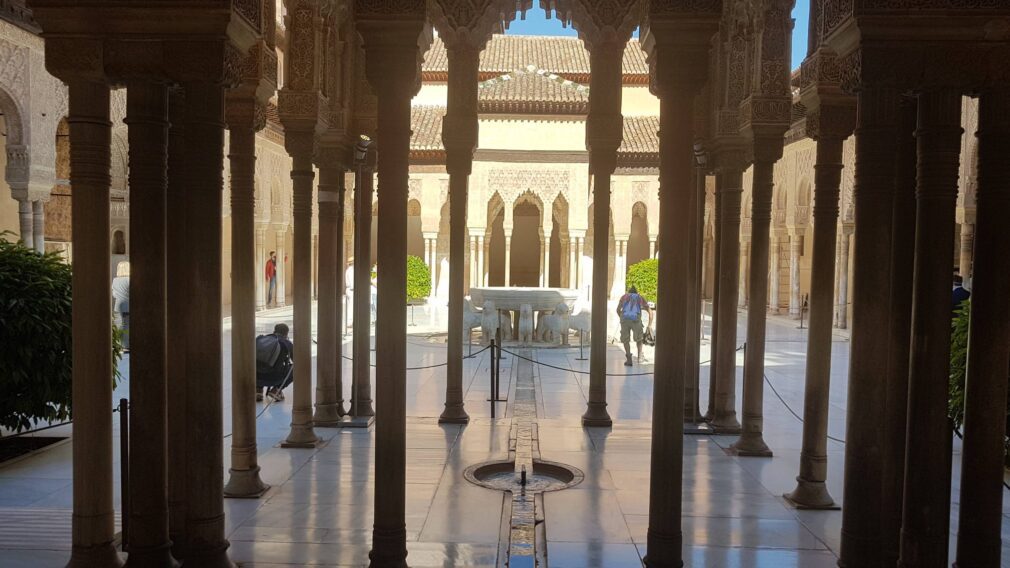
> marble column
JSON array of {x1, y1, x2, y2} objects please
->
[
  {"x1": 897, "y1": 88, "x2": 963, "y2": 568},
  {"x1": 788, "y1": 232, "x2": 802, "y2": 318},
  {"x1": 17, "y1": 198, "x2": 33, "y2": 250},
  {"x1": 314, "y1": 165, "x2": 346, "y2": 426},
  {"x1": 711, "y1": 156, "x2": 745, "y2": 433},
  {"x1": 166, "y1": 88, "x2": 188, "y2": 559},
  {"x1": 32, "y1": 200, "x2": 44, "y2": 253},
  {"x1": 955, "y1": 89, "x2": 1010, "y2": 568},
  {"x1": 583, "y1": 44, "x2": 623, "y2": 428},
  {"x1": 440, "y1": 41, "x2": 477, "y2": 425},
  {"x1": 612, "y1": 237, "x2": 627, "y2": 297},
  {"x1": 838, "y1": 85, "x2": 900, "y2": 568},
  {"x1": 351, "y1": 155, "x2": 375, "y2": 417},
  {"x1": 359, "y1": 26, "x2": 420, "y2": 567},
  {"x1": 424, "y1": 233, "x2": 437, "y2": 295},
  {"x1": 255, "y1": 228, "x2": 267, "y2": 310},
  {"x1": 644, "y1": 46, "x2": 705, "y2": 568},
  {"x1": 738, "y1": 238, "x2": 750, "y2": 308},
  {"x1": 282, "y1": 130, "x2": 319, "y2": 448},
  {"x1": 274, "y1": 229, "x2": 287, "y2": 307},
  {"x1": 958, "y1": 220, "x2": 974, "y2": 288},
  {"x1": 123, "y1": 80, "x2": 174, "y2": 566},
  {"x1": 733, "y1": 150, "x2": 777, "y2": 456},
  {"x1": 706, "y1": 183, "x2": 724, "y2": 420},
  {"x1": 649, "y1": 236, "x2": 657, "y2": 259},
  {"x1": 786, "y1": 127, "x2": 850, "y2": 509},
  {"x1": 180, "y1": 80, "x2": 232, "y2": 567},
  {"x1": 504, "y1": 231, "x2": 512, "y2": 286},
  {"x1": 836, "y1": 229, "x2": 850, "y2": 329},
  {"x1": 224, "y1": 99, "x2": 269, "y2": 497},
  {"x1": 66, "y1": 81, "x2": 121, "y2": 568},
  {"x1": 881, "y1": 97, "x2": 917, "y2": 566},
  {"x1": 684, "y1": 164, "x2": 706, "y2": 422},
  {"x1": 477, "y1": 235, "x2": 486, "y2": 286},
  {"x1": 769, "y1": 234, "x2": 782, "y2": 314},
  {"x1": 569, "y1": 236, "x2": 579, "y2": 288},
  {"x1": 543, "y1": 225, "x2": 552, "y2": 287}
]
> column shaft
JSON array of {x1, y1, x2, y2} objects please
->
[
  {"x1": 180, "y1": 80, "x2": 232, "y2": 567},
  {"x1": 504, "y1": 234, "x2": 512, "y2": 286},
  {"x1": 733, "y1": 160, "x2": 773, "y2": 456},
  {"x1": 684, "y1": 166, "x2": 705, "y2": 422},
  {"x1": 124, "y1": 80, "x2": 175, "y2": 566},
  {"x1": 17, "y1": 198, "x2": 33, "y2": 249},
  {"x1": 788, "y1": 235, "x2": 801, "y2": 318},
  {"x1": 839, "y1": 85, "x2": 900, "y2": 567},
  {"x1": 166, "y1": 88, "x2": 188, "y2": 559},
  {"x1": 224, "y1": 115, "x2": 268, "y2": 497},
  {"x1": 898, "y1": 88, "x2": 963, "y2": 568},
  {"x1": 584, "y1": 169, "x2": 613, "y2": 426},
  {"x1": 66, "y1": 81, "x2": 121, "y2": 568},
  {"x1": 958, "y1": 222, "x2": 974, "y2": 287},
  {"x1": 738, "y1": 239, "x2": 749, "y2": 308},
  {"x1": 314, "y1": 166, "x2": 345, "y2": 425},
  {"x1": 32, "y1": 200, "x2": 44, "y2": 252},
  {"x1": 787, "y1": 136, "x2": 844, "y2": 508},
  {"x1": 881, "y1": 99, "x2": 917, "y2": 565},
  {"x1": 711, "y1": 165, "x2": 743, "y2": 433},
  {"x1": 645, "y1": 88, "x2": 693, "y2": 568},
  {"x1": 352, "y1": 164, "x2": 375, "y2": 417},
  {"x1": 368, "y1": 67, "x2": 413, "y2": 568},
  {"x1": 955, "y1": 89, "x2": 1010, "y2": 568},
  {"x1": 836, "y1": 232, "x2": 850, "y2": 329},
  {"x1": 543, "y1": 232, "x2": 550, "y2": 287},
  {"x1": 284, "y1": 133, "x2": 319, "y2": 447},
  {"x1": 706, "y1": 184, "x2": 724, "y2": 420}
]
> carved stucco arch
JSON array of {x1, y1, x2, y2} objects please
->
[{"x1": 0, "y1": 83, "x2": 28, "y2": 194}]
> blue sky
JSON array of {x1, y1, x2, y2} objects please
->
[{"x1": 507, "y1": 1, "x2": 810, "y2": 71}]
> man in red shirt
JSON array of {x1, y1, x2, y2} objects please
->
[
  {"x1": 265, "y1": 251, "x2": 277, "y2": 307},
  {"x1": 616, "y1": 285, "x2": 653, "y2": 366}
]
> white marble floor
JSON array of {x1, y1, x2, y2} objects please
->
[{"x1": 0, "y1": 302, "x2": 1007, "y2": 567}]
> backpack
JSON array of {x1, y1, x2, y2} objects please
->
[
  {"x1": 256, "y1": 334, "x2": 282, "y2": 368},
  {"x1": 622, "y1": 294, "x2": 642, "y2": 321}
]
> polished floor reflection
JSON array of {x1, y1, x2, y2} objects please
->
[{"x1": 1, "y1": 303, "x2": 1007, "y2": 567}]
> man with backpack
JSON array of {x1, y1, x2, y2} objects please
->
[
  {"x1": 616, "y1": 285, "x2": 653, "y2": 366},
  {"x1": 256, "y1": 323, "x2": 294, "y2": 402}
]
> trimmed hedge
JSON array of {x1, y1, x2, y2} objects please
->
[
  {"x1": 625, "y1": 258, "x2": 658, "y2": 304},
  {"x1": 406, "y1": 254, "x2": 431, "y2": 302},
  {"x1": 0, "y1": 234, "x2": 123, "y2": 434}
]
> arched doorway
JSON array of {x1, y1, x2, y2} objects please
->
[
  {"x1": 487, "y1": 193, "x2": 506, "y2": 286},
  {"x1": 627, "y1": 201, "x2": 649, "y2": 270},
  {"x1": 549, "y1": 194, "x2": 569, "y2": 288},
  {"x1": 407, "y1": 198, "x2": 424, "y2": 260},
  {"x1": 511, "y1": 196, "x2": 542, "y2": 287}
]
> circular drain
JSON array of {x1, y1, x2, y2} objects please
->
[{"x1": 464, "y1": 459, "x2": 583, "y2": 492}]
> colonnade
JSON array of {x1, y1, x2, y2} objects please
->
[{"x1": 29, "y1": 1, "x2": 1010, "y2": 567}]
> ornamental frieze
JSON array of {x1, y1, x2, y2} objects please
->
[{"x1": 487, "y1": 168, "x2": 570, "y2": 207}]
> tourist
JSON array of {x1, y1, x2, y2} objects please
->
[
  {"x1": 256, "y1": 323, "x2": 294, "y2": 402},
  {"x1": 616, "y1": 285, "x2": 652, "y2": 366},
  {"x1": 265, "y1": 250, "x2": 278, "y2": 307},
  {"x1": 112, "y1": 261, "x2": 130, "y2": 351},
  {"x1": 952, "y1": 274, "x2": 970, "y2": 317}
]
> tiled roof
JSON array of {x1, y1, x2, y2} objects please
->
[
  {"x1": 477, "y1": 68, "x2": 589, "y2": 114},
  {"x1": 423, "y1": 34, "x2": 649, "y2": 80},
  {"x1": 409, "y1": 105, "x2": 659, "y2": 156}
]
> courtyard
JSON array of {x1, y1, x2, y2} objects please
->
[{"x1": 1, "y1": 304, "x2": 1001, "y2": 567}]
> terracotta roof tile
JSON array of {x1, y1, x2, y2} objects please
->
[
  {"x1": 477, "y1": 68, "x2": 589, "y2": 114},
  {"x1": 423, "y1": 34, "x2": 649, "y2": 79},
  {"x1": 409, "y1": 105, "x2": 659, "y2": 156}
]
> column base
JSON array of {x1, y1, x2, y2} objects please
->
[
  {"x1": 581, "y1": 404, "x2": 613, "y2": 428},
  {"x1": 123, "y1": 542, "x2": 179, "y2": 568},
  {"x1": 368, "y1": 526, "x2": 408, "y2": 568},
  {"x1": 709, "y1": 413, "x2": 741, "y2": 434},
  {"x1": 350, "y1": 401, "x2": 375, "y2": 418},
  {"x1": 438, "y1": 404, "x2": 470, "y2": 424},
  {"x1": 178, "y1": 545, "x2": 235, "y2": 568},
  {"x1": 643, "y1": 527, "x2": 684, "y2": 568},
  {"x1": 683, "y1": 421, "x2": 715, "y2": 435},
  {"x1": 313, "y1": 403, "x2": 345, "y2": 427},
  {"x1": 729, "y1": 435, "x2": 773, "y2": 457},
  {"x1": 281, "y1": 425, "x2": 321, "y2": 448},
  {"x1": 337, "y1": 415, "x2": 375, "y2": 429},
  {"x1": 68, "y1": 542, "x2": 125, "y2": 568},
  {"x1": 784, "y1": 477, "x2": 838, "y2": 510},
  {"x1": 223, "y1": 466, "x2": 270, "y2": 498}
]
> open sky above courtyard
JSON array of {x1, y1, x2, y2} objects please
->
[{"x1": 507, "y1": 0, "x2": 811, "y2": 71}]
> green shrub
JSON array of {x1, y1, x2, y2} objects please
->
[
  {"x1": 626, "y1": 258, "x2": 658, "y2": 304},
  {"x1": 0, "y1": 234, "x2": 123, "y2": 434},
  {"x1": 406, "y1": 255, "x2": 431, "y2": 302},
  {"x1": 949, "y1": 300, "x2": 970, "y2": 430}
]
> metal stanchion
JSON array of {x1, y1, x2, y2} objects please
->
[
  {"x1": 797, "y1": 293, "x2": 809, "y2": 329},
  {"x1": 489, "y1": 339, "x2": 496, "y2": 418},
  {"x1": 408, "y1": 302, "x2": 416, "y2": 327},
  {"x1": 118, "y1": 397, "x2": 130, "y2": 552},
  {"x1": 576, "y1": 329, "x2": 587, "y2": 361}
]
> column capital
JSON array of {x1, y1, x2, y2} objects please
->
[
  {"x1": 356, "y1": 20, "x2": 429, "y2": 98},
  {"x1": 284, "y1": 129, "x2": 316, "y2": 162},
  {"x1": 225, "y1": 93, "x2": 267, "y2": 132}
]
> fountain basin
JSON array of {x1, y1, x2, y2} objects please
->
[{"x1": 464, "y1": 459, "x2": 583, "y2": 493}]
